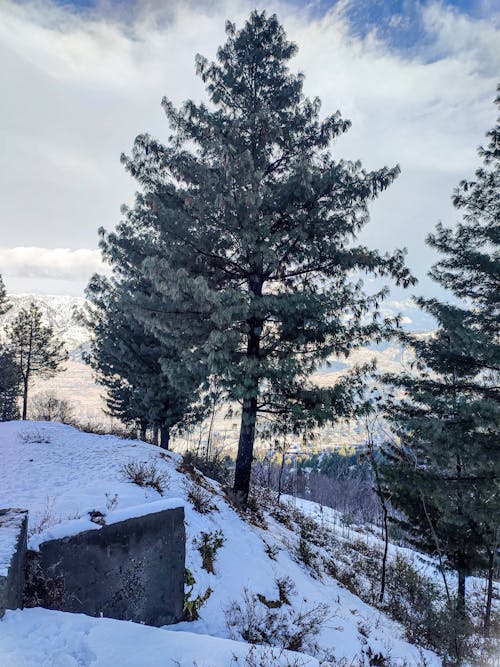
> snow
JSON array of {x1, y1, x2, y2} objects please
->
[
  {"x1": 29, "y1": 498, "x2": 185, "y2": 551},
  {"x1": 0, "y1": 608, "x2": 319, "y2": 667},
  {"x1": 285, "y1": 494, "x2": 499, "y2": 601},
  {"x1": 0, "y1": 421, "x2": 185, "y2": 551},
  {"x1": 0, "y1": 509, "x2": 26, "y2": 577},
  {"x1": 0, "y1": 421, "x2": 443, "y2": 665}
]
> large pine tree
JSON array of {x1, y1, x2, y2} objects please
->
[
  {"x1": 6, "y1": 302, "x2": 68, "y2": 420},
  {"x1": 381, "y1": 90, "x2": 499, "y2": 621},
  {"x1": 105, "y1": 12, "x2": 414, "y2": 502}
]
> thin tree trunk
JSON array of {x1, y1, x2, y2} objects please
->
[
  {"x1": 160, "y1": 425, "x2": 170, "y2": 450},
  {"x1": 277, "y1": 442, "x2": 286, "y2": 503},
  {"x1": 152, "y1": 424, "x2": 159, "y2": 446},
  {"x1": 457, "y1": 566, "x2": 466, "y2": 614},
  {"x1": 455, "y1": 451, "x2": 466, "y2": 616},
  {"x1": 365, "y1": 416, "x2": 389, "y2": 604},
  {"x1": 233, "y1": 395, "x2": 258, "y2": 504},
  {"x1": 484, "y1": 549, "x2": 494, "y2": 635},
  {"x1": 379, "y1": 496, "x2": 389, "y2": 604},
  {"x1": 420, "y1": 491, "x2": 460, "y2": 663},
  {"x1": 419, "y1": 491, "x2": 453, "y2": 604},
  {"x1": 206, "y1": 399, "x2": 217, "y2": 460}
]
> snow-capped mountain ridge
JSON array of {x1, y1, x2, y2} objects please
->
[{"x1": 2, "y1": 294, "x2": 88, "y2": 352}]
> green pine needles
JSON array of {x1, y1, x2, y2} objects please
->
[
  {"x1": 381, "y1": 90, "x2": 499, "y2": 646},
  {"x1": 91, "y1": 11, "x2": 414, "y2": 502}
]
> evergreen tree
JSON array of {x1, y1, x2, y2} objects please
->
[
  {"x1": 84, "y1": 274, "x2": 205, "y2": 448},
  {"x1": 0, "y1": 274, "x2": 19, "y2": 420},
  {"x1": 0, "y1": 274, "x2": 11, "y2": 316},
  {"x1": 6, "y1": 302, "x2": 68, "y2": 420},
  {"x1": 106, "y1": 12, "x2": 414, "y2": 502},
  {"x1": 0, "y1": 350, "x2": 20, "y2": 421},
  {"x1": 381, "y1": 91, "x2": 499, "y2": 623}
]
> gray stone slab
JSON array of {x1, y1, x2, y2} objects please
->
[
  {"x1": 0, "y1": 508, "x2": 28, "y2": 617},
  {"x1": 29, "y1": 506, "x2": 185, "y2": 626}
]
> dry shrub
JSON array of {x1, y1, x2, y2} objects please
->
[
  {"x1": 69, "y1": 419, "x2": 138, "y2": 440},
  {"x1": 242, "y1": 644, "x2": 312, "y2": 667},
  {"x1": 186, "y1": 482, "x2": 218, "y2": 514},
  {"x1": 18, "y1": 429, "x2": 52, "y2": 444},
  {"x1": 120, "y1": 459, "x2": 169, "y2": 494},
  {"x1": 225, "y1": 577, "x2": 328, "y2": 654},
  {"x1": 182, "y1": 448, "x2": 231, "y2": 485},
  {"x1": 30, "y1": 391, "x2": 73, "y2": 423},
  {"x1": 23, "y1": 550, "x2": 66, "y2": 609},
  {"x1": 223, "y1": 487, "x2": 268, "y2": 529}
]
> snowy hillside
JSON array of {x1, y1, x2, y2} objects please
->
[{"x1": 0, "y1": 421, "x2": 441, "y2": 666}]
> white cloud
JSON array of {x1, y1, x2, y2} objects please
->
[
  {"x1": 0, "y1": 247, "x2": 106, "y2": 281},
  {"x1": 0, "y1": 0, "x2": 498, "y2": 296}
]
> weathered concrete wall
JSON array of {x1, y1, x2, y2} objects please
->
[
  {"x1": 28, "y1": 506, "x2": 185, "y2": 626},
  {"x1": 0, "y1": 508, "x2": 28, "y2": 617}
]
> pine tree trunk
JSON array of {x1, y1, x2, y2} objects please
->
[
  {"x1": 152, "y1": 424, "x2": 159, "y2": 446},
  {"x1": 233, "y1": 277, "x2": 262, "y2": 504},
  {"x1": 457, "y1": 567, "x2": 466, "y2": 613},
  {"x1": 277, "y1": 445, "x2": 286, "y2": 503},
  {"x1": 233, "y1": 395, "x2": 258, "y2": 504},
  {"x1": 22, "y1": 380, "x2": 28, "y2": 420},
  {"x1": 160, "y1": 425, "x2": 170, "y2": 450}
]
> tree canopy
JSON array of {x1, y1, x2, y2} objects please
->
[
  {"x1": 381, "y1": 90, "x2": 499, "y2": 627},
  {"x1": 98, "y1": 11, "x2": 415, "y2": 501}
]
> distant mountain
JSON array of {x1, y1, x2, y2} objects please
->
[
  {"x1": 0, "y1": 294, "x2": 433, "y2": 444},
  {"x1": 2, "y1": 294, "x2": 88, "y2": 352}
]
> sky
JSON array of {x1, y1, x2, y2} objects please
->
[{"x1": 0, "y1": 0, "x2": 498, "y2": 302}]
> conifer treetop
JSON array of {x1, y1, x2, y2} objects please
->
[{"x1": 0, "y1": 274, "x2": 11, "y2": 316}]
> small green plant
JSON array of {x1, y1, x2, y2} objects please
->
[
  {"x1": 183, "y1": 568, "x2": 212, "y2": 621},
  {"x1": 297, "y1": 526, "x2": 314, "y2": 568},
  {"x1": 383, "y1": 555, "x2": 441, "y2": 646},
  {"x1": 193, "y1": 530, "x2": 225, "y2": 574}
]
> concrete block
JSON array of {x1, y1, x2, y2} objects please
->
[
  {"x1": 29, "y1": 506, "x2": 185, "y2": 626},
  {"x1": 0, "y1": 508, "x2": 28, "y2": 617}
]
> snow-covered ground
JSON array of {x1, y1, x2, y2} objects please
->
[
  {"x1": 0, "y1": 608, "x2": 320, "y2": 667},
  {"x1": 0, "y1": 421, "x2": 442, "y2": 666},
  {"x1": 285, "y1": 494, "x2": 498, "y2": 602}
]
